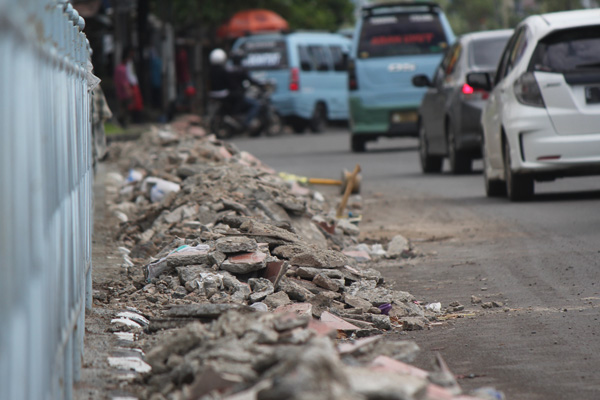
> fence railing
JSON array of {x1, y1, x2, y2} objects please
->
[{"x1": 0, "y1": 1, "x2": 92, "y2": 399}]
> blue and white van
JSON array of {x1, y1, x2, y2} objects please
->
[
  {"x1": 348, "y1": 2, "x2": 455, "y2": 151},
  {"x1": 232, "y1": 32, "x2": 352, "y2": 133}
]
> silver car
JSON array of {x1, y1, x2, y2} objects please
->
[{"x1": 412, "y1": 29, "x2": 513, "y2": 174}]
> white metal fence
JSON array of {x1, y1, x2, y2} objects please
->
[{"x1": 0, "y1": 1, "x2": 93, "y2": 399}]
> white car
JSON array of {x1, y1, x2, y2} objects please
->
[{"x1": 467, "y1": 9, "x2": 600, "y2": 201}]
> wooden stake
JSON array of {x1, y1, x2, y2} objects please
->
[{"x1": 336, "y1": 164, "x2": 361, "y2": 218}]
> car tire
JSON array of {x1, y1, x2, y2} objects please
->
[
  {"x1": 351, "y1": 134, "x2": 366, "y2": 153},
  {"x1": 265, "y1": 110, "x2": 284, "y2": 137},
  {"x1": 419, "y1": 123, "x2": 442, "y2": 173},
  {"x1": 309, "y1": 103, "x2": 327, "y2": 133},
  {"x1": 290, "y1": 117, "x2": 308, "y2": 134},
  {"x1": 211, "y1": 115, "x2": 234, "y2": 140},
  {"x1": 482, "y1": 142, "x2": 505, "y2": 197},
  {"x1": 448, "y1": 124, "x2": 472, "y2": 174},
  {"x1": 504, "y1": 139, "x2": 533, "y2": 201}
]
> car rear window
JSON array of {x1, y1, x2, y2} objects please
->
[
  {"x1": 239, "y1": 39, "x2": 288, "y2": 70},
  {"x1": 529, "y1": 25, "x2": 600, "y2": 73},
  {"x1": 469, "y1": 36, "x2": 511, "y2": 69},
  {"x1": 358, "y1": 12, "x2": 448, "y2": 58}
]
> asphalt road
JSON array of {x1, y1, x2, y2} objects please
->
[{"x1": 231, "y1": 127, "x2": 600, "y2": 400}]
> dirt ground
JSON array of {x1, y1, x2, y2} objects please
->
[
  {"x1": 75, "y1": 163, "x2": 139, "y2": 399},
  {"x1": 359, "y1": 191, "x2": 600, "y2": 400}
]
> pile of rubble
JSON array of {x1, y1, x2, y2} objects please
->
[{"x1": 99, "y1": 116, "x2": 503, "y2": 400}]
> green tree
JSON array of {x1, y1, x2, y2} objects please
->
[{"x1": 155, "y1": 0, "x2": 355, "y2": 34}]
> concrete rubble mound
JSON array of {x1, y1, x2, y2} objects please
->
[{"x1": 100, "y1": 118, "x2": 503, "y2": 400}]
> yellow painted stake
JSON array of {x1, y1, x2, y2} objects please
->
[{"x1": 336, "y1": 164, "x2": 361, "y2": 219}]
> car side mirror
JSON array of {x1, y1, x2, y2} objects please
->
[
  {"x1": 467, "y1": 72, "x2": 492, "y2": 91},
  {"x1": 411, "y1": 74, "x2": 432, "y2": 88}
]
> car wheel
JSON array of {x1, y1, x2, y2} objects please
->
[
  {"x1": 211, "y1": 115, "x2": 234, "y2": 140},
  {"x1": 448, "y1": 124, "x2": 472, "y2": 174},
  {"x1": 419, "y1": 123, "x2": 442, "y2": 173},
  {"x1": 290, "y1": 117, "x2": 308, "y2": 134},
  {"x1": 504, "y1": 139, "x2": 533, "y2": 201},
  {"x1": 309, "y1": 103, "x2": 327, "y2": 133},
  {"x1": 482, "y1": 141, "x2": 505, "y2": 197},
  {"x1": 351, "y1": 134, "x2": 366, "y2": 153},
  {"x1": 265, "y1": 110, "x2": 284, "y2": 137}
]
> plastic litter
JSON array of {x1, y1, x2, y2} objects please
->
[
  {"x1": 127, "y1": 169, "x2": 144, "y2": 183},
  {"x1": 370, "y1": 243, "x2": 387, "y2": 257},
  {"x1": 426, "y1": 302, "x2": 442, "y2": 313},
  {"x1": 378, "y1": 303, "x2": 392, "y2": 315},
  {"x1": 470, "y1": 387, "x2": 506, "y2": 400},
  {"x1": 141, "y1": 177, "x2": 181, "y2": 203}
]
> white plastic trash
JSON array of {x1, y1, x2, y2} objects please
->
[
  {"x1": 426, "y1": 302, "x2": 442, "y2": 313},
  {"x1": 142, "y1": 177, "x2": 181, "y2": 203}
]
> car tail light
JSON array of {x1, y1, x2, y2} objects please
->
[
  {"x1": 348, "y1": 59, "x2": 358, "y2": 91},
  {"x1": 514, "y1": 72, "x2": 545, "y2": 108},
  {"x1": 461, "y1": 83, "x2": 488, "y2": 100},
  {"x1": 289, "y1": 67, "x2": 299, "y2": 91}
]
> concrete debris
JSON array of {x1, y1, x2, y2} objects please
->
[
  {"x1": 98, "y1": 121, "x2": 503, "y2": 400},
  {"x1": 387, "y1": 234, "x2": 411, "y2": 258}
]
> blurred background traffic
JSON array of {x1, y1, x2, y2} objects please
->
[{"x1": 79, "y1": 0, "x2": 598, "y2": 129}]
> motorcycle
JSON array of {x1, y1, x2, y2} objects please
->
[{"x1": 207, "y1": 81, "x2": 283, "y2": 139}]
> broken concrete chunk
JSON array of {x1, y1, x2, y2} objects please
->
[
  {"x1": 220, "y1": 252, "x2": 267, "y2": 274},
  {"x1": 277, "y1": 277, "x2": 315, "y2": 302},
  {"x1": 400, "y1": 317, "x2": 428, "y2": 331},
  {"x1": 313, "y1": 274, "x2": 343, "y2": 292},
  {"x1": 320, "y1": 311, "x2": 360, "y2": 331},
  {"x1": 345, "y1": 367, "x2": 428, "y2": 400},
  {"x1": 240, "y1": 219, "x2": 300, "y2": 243},
  {"x1": 215, "y1": 236, "x2": 258, "y2": 254},
  {"x1": 273, "y1": 313, "x2": 310, "y2": 332},
  {"x1": 387, "y1": 234, "x2": 410, "y2": 258},
  {"x1": 263, "y1": 291, "x2": 292, "y2": 309},
  {"x1": 163, "y1": 303, "x2": 254, "y2": 318},
  {"x1": 343, "y1": 250, "x2": 371, "y2": 263},
  {"x1": 273, "y1": 303, "x2": 313, "y2": 317},
  {"x1": 272, "y1": 244, "x2": 308, "y2": 260},
  {"x1": 296, "y1": 267, "x2": 343, "y2": 280},
  {"x1": 209, "y1": 251, "x2": 227, "y2": 266},
  {"x1": 248, "y1": 278, "x2": 275, "y2": 303},
  {"x1": 347, "y1": 280, "x2": 414, "y2": 306},
  {"x1": 344, "y1": 294, "x2": 373, "y2": 312},
  {"x1": 176, "y1": 265, "x2": 214, "y2": 287},
  {"x1": 166, "y1": 245, "x2": 210, "y2": 267},
  {"x1": 145, "y1": 258, "x2": 169, "y2": 281},
  {"x1": 336, "y1": 218, "x2": 360, "y2": 236},
  {"x1": 145, "y1": 322, "x2": 207, "y2": 370},
  {"x1": 291, "y1": 250, "x2": 347, "y2": 269}
]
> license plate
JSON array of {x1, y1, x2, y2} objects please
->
[
  {"x1": 585, "y1": 86, "x2": 600, "y2": 104},
  {"x1": 390, "y1": 111, "x2": 418, "y2": 124}
]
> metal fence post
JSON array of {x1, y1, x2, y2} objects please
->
[{"x1": 0, "y1": 1, "x2": 93, "y2": 398}]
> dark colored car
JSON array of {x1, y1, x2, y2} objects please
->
[{"x1": 412, "y1": 29, "x2": 513, "y2": 173}]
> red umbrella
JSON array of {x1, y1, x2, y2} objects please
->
[{"x1": 217, "y1": 9, "x2": 289, "y2": 39}]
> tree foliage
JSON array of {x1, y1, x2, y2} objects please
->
[{"x1": 155, "y1": 0, "x2": 355, "y2": 34}]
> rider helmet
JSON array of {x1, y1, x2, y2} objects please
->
[{"x1": 209, "y1": 48, "x2": 227, "y2": 65}]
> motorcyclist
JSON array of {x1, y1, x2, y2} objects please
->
[
  {"x1": 209, "y1": 48, "x2": 265, "y2": 131},
  {"x1": 227, "y1": 49, "x2": 264, "y2": 130},
  {"x1": 208, "y1": 48, "x2": 229, "y2": 99}
]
